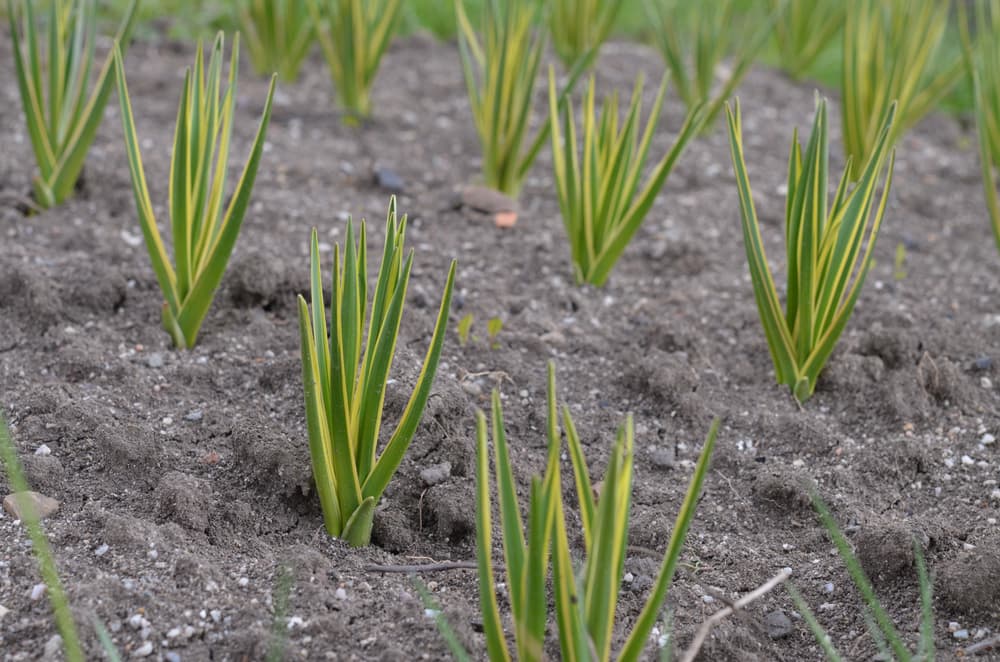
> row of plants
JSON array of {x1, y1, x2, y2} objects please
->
[{"x1": 0, "y1": 1, "x2": 984, "y2": 657}]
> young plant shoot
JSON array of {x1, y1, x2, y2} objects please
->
[
  {"x1": 646, "y1": 0, "x2": 773, "y2": 131},
  {"x1": 456, "y1": 0, "x2": 588, "y2": 197},
  {"x1": 8, "y1": 0, "x2": 139, "y2": 208},
  {"x1": 455, "y1": 361, "x2": 719, "y2": 661},
  {"x1": 771, "y1": 0, "x2": 844, "y2": 81},
  {"x1": 238, "y1": 0, "x2": 314, "y2": 82},
  {"x1": 842, "y1": 0, "x2": 962, "y2": 180},
  {"x1": 726, "y1": 97, "x2": 896, "y2": 402},
  {"x1": 547, "y1": 0, "x2": 622, "y2": 71},
  {"x1": 298, "y1": 198, "x2": 457, "y2": 547},
  {"x1": 308, "y1": 0, "x2": 403, "y2": 123},
  {"x1": 549, "y1": 69, "x2": 704, "y2": 286},
  {"x1": 788, "y1": 493, "x2": 935, "y2": 662},
  {"x1": 114, "y1": 33, "x2": 277, "y2": 349},
  {"x1": 961, "y1": 0, "x2": 1000, "y2": 254}
]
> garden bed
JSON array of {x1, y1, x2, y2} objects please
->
[{"x1": 1, "y1": 31, "x2": 999, "y2": 661}]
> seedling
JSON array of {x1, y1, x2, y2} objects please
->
[
  {"x1": 434, "y1": 361, "x2": 719, "y2": 660},
  {"x1": 457, "y1": 313, "x2": 474, "y2": 346},
  {"x1": 549, "y1": 70, "x2": 704, "y2": 285},
  {"x1": 842, "y1": 0, "x2": 963, "y2": 180},
  {"x1": 8, "y1": 0, "x2": 139, "y2": 208},
  {"x1": 115, "y1": 33, "x2": 277, "y2": 349},
  {"x1": 0, "y1": 414, "x2": 122, "y2": 661},
  {"x1": 238, "y1": 0, "x2": 314, "y2": 81},
  {"x1": 297, "y1": 198, "x2": 457, "y2": 546},
  {"x1": 455, "y1": 0, "x2": 589, "y2": 197},
  {"x1": 486, "y1": 317, "x2": 502, "y2": 348},
  {"x1": 726, "y1": 96, "x2": 896, "y2": 402},
  {"x1": 789, "y1": 492, "x2": 934, "y2": 662},
  {"x1": 308, "y1": 0, "x2": 403, "y2": 123},
  {"x1": 893, "y1": 243, "x2": 907, "y2": 281}
]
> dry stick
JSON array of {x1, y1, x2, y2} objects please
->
[
  {"x1": 965, "y1": 635, "x2": 1000, "y2": 656},
  {"x1": 365, "y1": 561, "x2": 478, "y2": 574},
  {"x1": 679, "y1": 568, "x2": 793, "y2": 662}
]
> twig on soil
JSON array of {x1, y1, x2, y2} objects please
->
[
  {"x1": 679, "y1": 568, "x2": 792, "y2": 662},
  {"x1": 964, "y1": 635, "x2": 1000, "y2": 656},
  {"x1": 364, "y1": 561, "x2": 478, "y2": 574}
]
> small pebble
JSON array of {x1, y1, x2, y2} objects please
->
[
  {"x1": 961, "y1": 455, "x2": 975, "y2": 466},
  {"x1": 34, "y1": 444, "x2": 51, "y2": 456},
  {"x1": 184, "y1": 410, "x2": 203, "y2": 422},
  {"x1": 146, "y1": 353, "x2": 164, "y2": 369},
  {"x1": 238, "y1": 577, "x2": 249, "y2": 588},
  {"x1": 30, "y1": 583, "x2": 46, "y2": 601},
  {"x1": 702, "y1": 595, "x2": 715, "y2": 604},
  {"x1": 43, "y1": 635, "x2": 62, "y2": 658},
  {"x1": 94, "y1": 544, "x2": 109, "y2": 557},
  {"x1": 287, "y1": 616, "x2": 306, "y2": 630},
  {"x1": 373, "y1": 166, "x2": 406, "y2": 193},
  {"x1": 0, "y1": 604, "x2": 8, "y2": 621},
  {"x1": 649, "y1": 447, "x2": 675, "y2": 469},
  {"x1": 623, "y1": 572, "x2": 634, "y2": 583},
  {"x1": 210, "y1": 609, "x2": 222, "y2": 624},
  {"x1": 982, "y1": 433, "x2": 996, "y2": 445},
  {"x1": 972, "y1": 356, "x2": 993, "y2": 371},
  {"x1": 335, "y1": 587, "x2": 347, "y2": 600},
  {"x1": 823, "y1": 582, "x2": 834, "y2": 594},
  {"x1": 982, "y1": 377, "x2": 993, "y2": 389},
  {"x1": 954, "y1": 629, "x2": 970, "y2": 640},
  {"x1": 3, "y1": 491, "x2": 61, "y2": 520},
  {"x1": 164, "y1": 653, "x2": 182, "y2": 662},
  {"x1": 765, "y1": 610, "x2": 793, "y2": 639},
  {"x1": 419, "y1": 462, "x2": 452, "y2": 487},
  {"x1": 133, "y1": 641, "x2": 154, "y2": 657}
]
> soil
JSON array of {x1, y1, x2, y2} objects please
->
[{"x1": 1, "y1": 29, "x2": 999, "y2": 662}]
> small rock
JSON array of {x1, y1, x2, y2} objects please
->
[
  {"x1": 238, "y1": 577, "x2": 249, "y2": 588},
  {"x1": 954, "y1": 629, "x2": 970, "y2": 640},
  {"x1": 420, "y1": 462, "x2": 452, "y2": 487},
  {"x1": 982, "y1": 433, "x2": 996, "y2": 445},
  {"x1": 823, "y1": 582, "x2": 834, "y2": 594},
  {"x1": 146, "y1": 353, "x2": 164, "y2": 369},
  {"x1": 34, "y1": 444, "x2": 51, "y2": 456},
  {"x1": 0, "y1": 604, "x2": 8, "y2": 621},
  {"x1": 649, "y1": 446, "x2": 675, "y2": 469},
  {"x1": 373, "y1": 166, "x2": 406, "y2": 194},
  {"x1": 455, "y1": 184, "x2": 518, "y2": 227},
  {"x1": 765, "y1": 610, "x2": 793, "y2": 639},
  {"x1": 94, "y1": 544, "x2": 109, "y2": 557},
  {"x1": 335, "y1": 587, "x2": 347, "y2": 600},
  {"x1": 43, "y1": 634, "x2": 62, "y2": 659},
  {"x1": 210, "y1": 609, "x2": 222, "y2": 624},
  {"x1": 31, "y1": 583, "x2": 46, "y2": 601},
  {"x1": 3, "y1": 491, "x2": 61, "y2": 520},
  {"x1": 981, "y1": 377, "x2": 993, "y2": 389},
  {"x1": 164, "y1": 653, "x2": 182, "y2": 662},
  {"x1": 133, "y1": 641, "x2": 154, "y2": 657},
  {"x1": 971, "y1": 356, "x2": 993, "y2": 371},
  {"x1": 184, "y1": 410, "x2": 203, "y2": 422}
]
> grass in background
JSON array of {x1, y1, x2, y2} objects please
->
[
  {"x1": 726, "y1": 96, "x2": 896, "y2": 402},
  {"x1": 297, "y1": 199, "x2": 456, "y2": 546},
  {"x1": 770, "y1": 0, "x2": 844, "y2": 82},
  {"x1": 842, "y1": 0, "x2": 964, "y2": 180},
  {"x1": 548, "y1": 70, "x2": 703, "y2": 285},
  {"x1": 961, "y1": 0, "x2": 1000, "y2": 254},
  {"x1": 308, "y1": 0, "x2": 403, "y2": 123},
  {"x1": 547, "y1": 0, "x2": 622, "y2": 71},
  {"x1": 238, "y1": 0, "x2": 314, "y2": 81},
  {"x1": 114, "y1": 33, "x2": 277, "y2": 349},
  {"x1": 788, "y1": 493, "x2": 935, "y2": 661},
  {"x1": 7, "y1": 0, "x2": 139, "y2": 208},
  {"x1": 645, "y1": 0, "x2": 774, "y2": 132}
]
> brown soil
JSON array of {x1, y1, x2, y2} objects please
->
[{"x1": 1, "y1": 32, "x2": 999, "y2": 662}]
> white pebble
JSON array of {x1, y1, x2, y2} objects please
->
[
  {"x1": 961, "y1": 455, "x2": 975, "y2": 466},
  {"x1": 823, "y1": 583, "x2": 834, "y2": 594},
  {"x1": 238, "y1": 577, "x2": 249, "y2": 588},
  {"x1": 623, "y1": 572, "x2": 634, "y2": 583},
  {"x1": 981, "y1": 377, "x2": 992, "y2": 389},
  {"x1": 94, "y1": 544, "x2": 109, "y2": 557},
  {"x1": 34, "y1": 444, "x2": 51, "y2": 456},
  {"x1": 128, "y1": 614, "x2": 147, "y2": 630},
  {"x1": 210, "y1": 609, "x2": 222, "y2": 623},
  {"x1": 132, "y1": 641, "x2": 154, "y2": 657},
  {"x1": 424, "y1": 608, "x2": 440, "y2": 619},
  {"x1": 702, "y1": 595, "x2": 715, "y2": 604},
  {"x1": 335, "y1": 587, "x2": 347, "y2": 600},
  {"x1": 287, "y1": 616, "x2": 306, "y2": 631},
  {"x1": 954, "y1": 629, "x2": 970, "y2": 640},
  {"x1": 30, "y1": 583, "x2": 46, "y2": 601},
  {"x1": 982, "y1": 433, "x2": 996, "y2": 445},
  {"x1": 162, "y1": 417, "x2": 173, "y2": 426}
]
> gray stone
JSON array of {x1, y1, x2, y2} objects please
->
[
  {"x1": 765, "y1": 610, "x2": 793, "y2": 639},
  {"x1": 420, "y1": 462, "x2": 452, "y2": 487}
]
